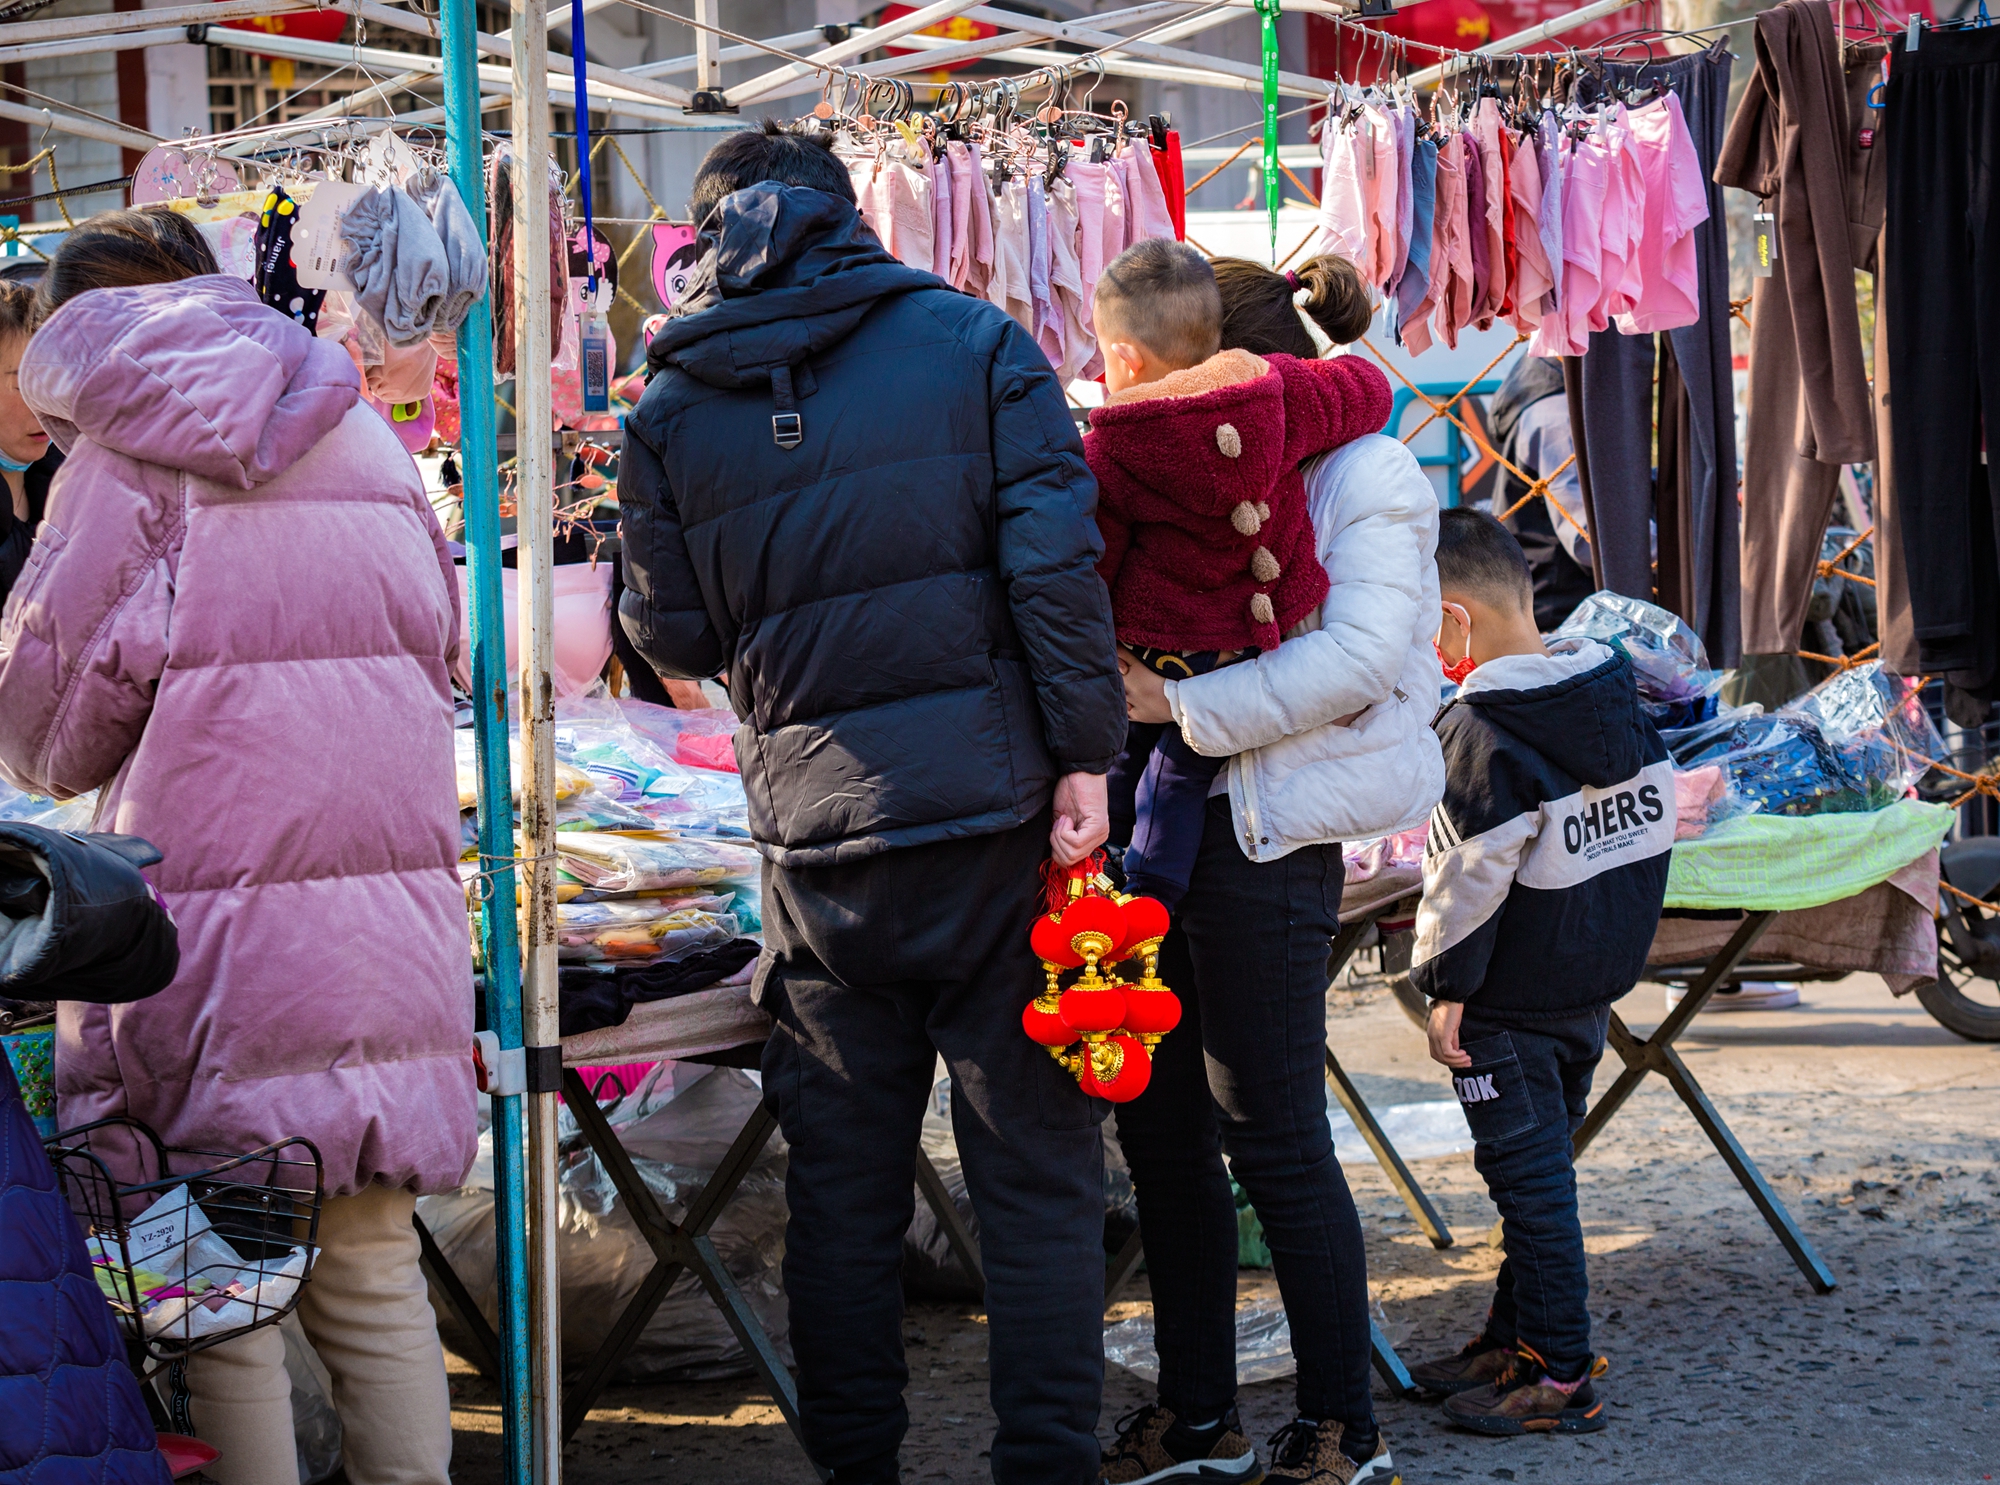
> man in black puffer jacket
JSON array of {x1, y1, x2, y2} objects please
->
[{"x1": 619, "y1": 123, "x2": 1127, "y2": 1485}]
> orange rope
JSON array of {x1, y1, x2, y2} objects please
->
[
  {"x1": 1796, "y1": 640, "x2": 1881, "y2": 673},
  {"x1": 1185, "y1": 138, "x2": 1255, "y2": 197},
  {"x1": 1815, "y1": 524, "x2": 1877, "y2": 589},
  {"x1": 1941, "y1": 878, "x2": 1994, "y2": 912}
]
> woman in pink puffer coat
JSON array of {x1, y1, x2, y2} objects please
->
[{"x1": 0, "y1": 210, "x2": 473, "y2": 1485}]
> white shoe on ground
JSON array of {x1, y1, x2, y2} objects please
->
[{"x1": 1663, "y1": 981, "x2": 1801, "y2": 1013}]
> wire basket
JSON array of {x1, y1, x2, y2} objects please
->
[{"x1": 43, "y1": 1116, "x2": 323, "y2": 1371}]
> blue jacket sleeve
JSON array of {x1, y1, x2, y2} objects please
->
[{"x1": 986, "y1": 317, "x2": 1128, "y2": 775}]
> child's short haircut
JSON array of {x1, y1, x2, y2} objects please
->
[
  {"x1": 1436, "y1": 507, "x2": 1534, "y2": 610},
  {"x1": 1094, "y1": 239, "x2": 1223, "y2": 369}
]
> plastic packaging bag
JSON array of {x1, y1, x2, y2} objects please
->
[
  {"x1": 280, "y1": 1314, "x2": 344, "y2": 1485},
  {"x1": 555, "y1": 831, "x2": 762, "y2": 894},
  {"x1": 452, "y1": 730, "x2": 590, "y2": 809},
  {"x1": 556, "y1": 692, "x2": 751, "y2": 836},
  {"x1": 0, "y1": 780, "x2": 97, "y2": 830},
  {"x1": 90, "y1": 1184, "x2": 312, "y2": 1342},
  {"x1": 418, "y1": 1064, "x2": 791, "y2": 1382},
  {"x1": 1104, "y1": 1295, "x2": 1299, "y2": 1385},
  {"x1": 1549, "y1": 591, "x2": 1725, "y2": 726},
  {"x1": 1688, "y1": 663, "x2": 1943, "y2": 820},
  {"x1": 556, "y1": 894, "x2": 739, "y2": 963}
]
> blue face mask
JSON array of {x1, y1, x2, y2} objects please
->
[{"x1": 0, "y1": 450, "x2": 35, "y2": 473}]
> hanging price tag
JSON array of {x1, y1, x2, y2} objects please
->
[
  {"x1": 580, "y1": 313, "x2": 611, "y2": 414},
  {"x1": 1752, "y1": 210, "x2": 1778, "y2": 279}
]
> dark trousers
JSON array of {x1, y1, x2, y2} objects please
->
[
  {"x1": 1455, "y1": 1003, "x2": 1611, "y2": 1381},
  {"x1": 1107, "y1": 720, "x2": 1227, "y2": 911},
  {"x1": 1884, "y1": 25, "x2": 2000, "y2": 712},
  {"x1": 1113, "y1": 797, "x2": 1374, "y2": 1430},
  {"x1": 1567, "y1": 42, "x2": 1741, "y2": 666},
  {"x1": 758, "y1": 809, "x2": 1107, "y2": 1485}
]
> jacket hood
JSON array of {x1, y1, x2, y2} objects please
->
[
  {"x1": 1487, "y1": 352, "x2": 1566, "y2": 450},
  {"x1": 1457, "y1": 639, "x2": 1649, "y2": 787},
  {"x1": 21, "y1": 274, "x2": 360, "y2": 490},
  {"x1": 1086, "y1": 350, "x2": 1288, "y2": 521},
  {"x1": 646, "y1": 183, "x2": 940, "y2": 389}
]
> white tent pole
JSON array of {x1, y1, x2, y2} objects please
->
[
  {"x1": 0, "y1": 27, "x2": 187, "y2": 65},
  {"x1": 692, "y1": 0, "x2": 719, "y2": 93},
  {"x1": 1407, "y1": 0, "x2": 1650, "y2": 86},
  {"x1": 5, "y1": 0, "x2": 353, "y2": 47},
  {"x1": 294, "y1": 0, "x2": 623, "y2": 123},
  {"x1": 0, "y1": 96, "x2": 157, "y2": 151},
  {"x1": 505, "y1": 0, "x2": 564, "y2": 1472},
  {"x1": 351, "y1": 0, "x2": 693, "y2": 107},
  {"x1": 726, "y1": 0, "x2": 990, "y2": 106},
  {"x1": 193, "y1": 26, "x2": 687, "y2": 116}
]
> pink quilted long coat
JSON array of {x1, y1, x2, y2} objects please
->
[{"x1": 0, "y1": 274, "x2": 475, "y2": 1197}]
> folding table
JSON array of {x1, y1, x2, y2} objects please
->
[
  {"x1": 1570, "y1": 804, "x2": 1952, "y2": 1295},
  {"x1": 414, "y1": 980, "x2": 985, "y2": 1480}
]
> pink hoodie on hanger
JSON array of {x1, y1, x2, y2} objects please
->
[
  {"x1": 1100, "y1": 159, "x2": 1128, "y2": 281},
  {"x1": 1069, "y1": 158, "x2": 1110, "y2": 335},
  {"x1": 1361, "y1": 103, "x2": 1401, "y2": 289},
  {"x1": 963, "y1": 141, "x2": 998, "y2": 299},
  {"x1": 1044, "y1": 173, "x2": 1095, "y2": 381},
  {"x1": 1433, "y1": 130, "x2": 1477, "y2": 350},
  {"x1": 929, "y1": 147, "x2": 955, "y2": 281},
  {"x1": 1315, "y1": 107, "x2": 1371, "y2": 268}
]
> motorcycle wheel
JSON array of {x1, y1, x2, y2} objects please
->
[{"x1": 1914, "y1": 926, "x2": 2000, "y2": 1042}]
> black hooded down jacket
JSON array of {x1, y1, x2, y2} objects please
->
[
  {"x1": 1409, "y1": 641, "x2": 1673, "y2": 1017},
  {"x1": 618, "y1": 184, "x2": 1127, "y2": 867}
]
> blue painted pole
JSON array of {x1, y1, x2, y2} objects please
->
[{"x1": 438, "y1": 2, "x2": 534, "y2": 1480}]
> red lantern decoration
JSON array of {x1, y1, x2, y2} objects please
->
[
  {"x1": 1119, "y1": 984, "x2": 1182, "y2": 1043},
  {"x1": 1079, "y1": 1034, "x2": 1152, "y2": 1102}
]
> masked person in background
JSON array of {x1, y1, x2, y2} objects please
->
[
  {"x1": 0, "y1": 278, "x2": 61, "y2": 611},
  {"x1": 0, "y1": 208, "x2": 473, "y2": 1485}
]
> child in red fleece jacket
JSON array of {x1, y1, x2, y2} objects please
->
[{"x1": 1086, "y1": 240, "x2": 1391, "y2": 909}]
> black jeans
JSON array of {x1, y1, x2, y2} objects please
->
[
  {"x1": 758, "y1": 809, "x2": 1107, "y2": 1485},
  {"x1": 1113, "y1": 797, "x2": 1374, "y2": 1430},
  {"x1": 1455, "y1": 1004, "x2": 1611, "y2": 1381}
]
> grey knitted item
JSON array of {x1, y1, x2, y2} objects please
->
[
  {"x1": 406, "y1": 167, "x2": 489, "y2": 333},
  {"x1": 340, "y1": 182, "x2": 449, "y2": 347}
]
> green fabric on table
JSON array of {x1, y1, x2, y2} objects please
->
[{"x1": 1665, "y1": 800, "x2": 1952, "y2": 912}]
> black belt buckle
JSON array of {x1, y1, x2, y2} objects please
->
[{"x1": 772, "y1": 412, "x2": 803, "y2": 449}]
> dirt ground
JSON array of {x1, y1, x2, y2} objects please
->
[{"x1": 440, "y1": 970, "x2": 2000, "y2": 1485}]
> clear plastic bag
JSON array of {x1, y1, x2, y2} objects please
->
[
  {"x1": 1549, "y1": 591, "x2": 1725, "y2": 726},
  {"x1": 0, "y1": 779, "x2": 97, "y2": 830},
  {"x1": 1687, "y1": 663, "x2": 1943, "y2": 821},
  {"x1": 555, "y1": 830, "x2": 762, "y2": 894},
  {"x1": 555, "y1": 894, "x2": 739, "y2": 964}
]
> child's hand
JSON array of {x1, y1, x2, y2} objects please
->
[
  {"x1": 1117, "y1": 648, "x2": 1174, "y2": 724},
  {"x1": 1427, "y1": 999, "x2": 1472, "y2": 1068}
]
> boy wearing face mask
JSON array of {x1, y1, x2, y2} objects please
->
[{"x1": 1408, "y1": 509, "x2": 1671, "y2": 1437}]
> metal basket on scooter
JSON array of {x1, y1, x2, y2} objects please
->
[{"x1": 43, "y1": 1116, "x2": 323, "y2": 1429}]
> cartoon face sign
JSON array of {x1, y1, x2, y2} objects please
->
[
  {"x1": 651, "y1": 224, "x2": 700, "y2": 309},
  {"x1": 568, "y1": 226, "x2": 616, "y2": 316}
]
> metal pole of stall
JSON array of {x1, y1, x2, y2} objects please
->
[
  {"x1": 439, "y1": 1, "x2": 535, "y2": 1482},
  {"x1": 507, "y1": 0, "x2": 566, "y2": 1474}
]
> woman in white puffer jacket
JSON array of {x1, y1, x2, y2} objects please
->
[{"x1": 1100, "y1": 254, "x2": 1442, "y2": 1485}]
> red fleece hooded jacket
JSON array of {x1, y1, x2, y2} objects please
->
[{"x1": 1084, "y1": 349, "x2": 1393, "y2": 653}]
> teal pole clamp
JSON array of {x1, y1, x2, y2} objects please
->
[
  {"x1": 1254, "y1": 0, "x2": 1282, "y2": 265},
  {"x1": 436, "y1": 1, "x2": 532, "y2": 1482}
]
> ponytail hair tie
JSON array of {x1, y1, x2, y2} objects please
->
[{"x1": 1283, "y1": 269, "x2": 1302, "y2": 290}]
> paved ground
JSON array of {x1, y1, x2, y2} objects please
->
[{"x1": 441, "y1": 971, "x2": 2000, "y2": 1484}]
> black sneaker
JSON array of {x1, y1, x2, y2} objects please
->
[
  {"x1": 1264, "y1": 1419, "x2": 1396, "y2": 1483},
  {"x1": 1409, "y1": 1333, "x2": 1518, "y2": 1397},
  {"x1": 1101, "y1": 1403, "x2": 1264, "y2": 1483}
]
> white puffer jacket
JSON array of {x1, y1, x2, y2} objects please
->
[{"x1": 1164, "y1": 433, "x2": 1446, "y2": 861}]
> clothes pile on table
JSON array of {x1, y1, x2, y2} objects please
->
[{"x1": 453, "y1": 692, "x2": 765, "y2": 1037}]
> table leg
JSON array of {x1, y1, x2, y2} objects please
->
[
  {"x1": 1324, "y1": 1049, "x2": 1454, "y2": 1249},
  {"x1": 557, "y1": 1071, "x2": 828, "y2": 1477},
  {"x1": 414, "y1": 1211, "x2": 502, "y2": 1380},
  {"x1": 1370, "y1": 1317, "x2": 1418, "y2": 1400},
  {"x1": 915, "y1": 1149, "x2": 985, "y2": 1297},
  {"x1": 1570, "y1": 913, "x2": 1835, "y2": 1293},
  {"x1": 1104, "y1": 1227, "x2": 1145, "y2": 1312}
]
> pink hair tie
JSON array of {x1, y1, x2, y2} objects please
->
[{"x1": 1283, "y1": 269, "x2": 1302, "y2": 290}]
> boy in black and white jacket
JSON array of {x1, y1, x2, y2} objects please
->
[{"x1": 1406, "y1": 510, "x2": 1672, "y2": 1436}]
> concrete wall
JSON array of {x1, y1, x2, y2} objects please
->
[{"x1": 17, "y1": 0, "x2": 123, "y2": 223}]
